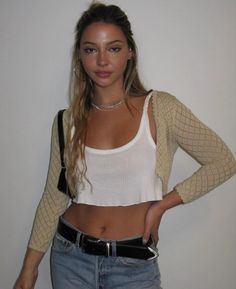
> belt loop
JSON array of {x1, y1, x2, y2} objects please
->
[
  {"x1": 111, "y1": 241, "x2": 117, "y2": 257},
  {"x1": 79, "y1": 233, "x2": 84, "y2": 247}
]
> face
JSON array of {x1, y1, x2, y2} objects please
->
[{"x1": 79, "y1": 22, "x2": 132, "y2": 90}]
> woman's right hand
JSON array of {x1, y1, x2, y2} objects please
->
[
  {"x1": 13, "y1": 266, "x2": 38, "y2": 289},
  {"x1": 13, "y1": 248, "x2": 45, "y2": 289}
]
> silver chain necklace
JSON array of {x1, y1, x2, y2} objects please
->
[{"x1": 91, "y1": 99, "x2": 125, "y2": 111}]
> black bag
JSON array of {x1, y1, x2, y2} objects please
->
[{"x1": 57, "y1": 110, "x2": 73, "y2": 199}]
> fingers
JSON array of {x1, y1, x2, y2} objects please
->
[
  {"x1": 143, "y1": 202, "x2": 164, "y2": 245},
  {"x1": 142, "y1": 225, "x2": 151, "y2": 244},
  {"x1": 143, "y1": 225, "x2": 159, "y2": 246},
  {"x1": 143, "y1": 207, "x2": 154, "y2": 243},
  {"x1": 151, "y1": 229, "x2": 159, "y2": 246}
]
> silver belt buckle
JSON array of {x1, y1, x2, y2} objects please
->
[{"x1": 147, "y1": 246, "x2": 158, "y2": 260}]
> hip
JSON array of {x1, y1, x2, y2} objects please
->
[{"x1": 51, "y1": 216, "x2": 162, "y2": 289}]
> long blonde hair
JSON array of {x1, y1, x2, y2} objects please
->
[{"x1": 65, "y1": 2, "x2": 148, "y2": 197}]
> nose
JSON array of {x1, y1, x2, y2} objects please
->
[{"x1": 97, "y1": 50, "x2": 108, "y2": 66}]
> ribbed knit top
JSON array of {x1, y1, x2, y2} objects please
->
[{"x1": 75, "y1": 92, "x2": 163, "y2": 206}]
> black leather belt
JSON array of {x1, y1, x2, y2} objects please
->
[{"x1": 57, "y1": 219, "x2": 158, "y2": 260}]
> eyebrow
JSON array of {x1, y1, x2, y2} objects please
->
[{"x1": 81, "y1": 40, "x2": 124, "y2": 45}]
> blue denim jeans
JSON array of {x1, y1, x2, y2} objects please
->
[{"x1": 50, "y1": 217, "x2": 162, "y2": 289}]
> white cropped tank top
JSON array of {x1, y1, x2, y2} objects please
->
[{"x1": 75, "y1": 92, "x2": 163, "y2": 206}]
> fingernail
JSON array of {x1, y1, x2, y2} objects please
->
[{"x1": 142, "y1": 238, "x2": 147, "y2": 245}]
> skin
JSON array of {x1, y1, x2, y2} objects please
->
[
  {"x1": 13, "y1": 22, "x2": 183, "y2": 289},
  {"x1": 79, "y1": 22, "x2": 133, "y2": 103}
]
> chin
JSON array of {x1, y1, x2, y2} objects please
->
[
  {"x1": 93, "y1": 77, "x2": 124, "y2": 89},
  {"x1": 93, "y1": 79, "x2": 115, "y2": 88}
]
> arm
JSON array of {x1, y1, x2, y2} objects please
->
[
  {"x1": 143, "y1": 189, "x2": 183, "y2": 244},
  {"x1": 172, "y1": 96, "x2": 236, "y2": 203},
  {"x1": 13, "y1": 248, "x2": 44, "y2": 289},
  {"x1": 143, "y1": 93, "x2": 236, "y2": 243},
  {"x1": 28, "y1": 112, "x2": 70, "y2": 252},
  {"x1": 14, "y1": 112, "x2": 70, "y2": 289}
]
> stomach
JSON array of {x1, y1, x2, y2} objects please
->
[{"x1": 62, "y1": 201, "x2": 154, "y2": 240}]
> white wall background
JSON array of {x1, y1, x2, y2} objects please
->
[{"x1": 0, "y1": 0, "x2": 235, "y2": 288}]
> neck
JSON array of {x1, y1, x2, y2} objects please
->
[{"x1": 93, "y1": 85, "x2": 126, "y2": 105}]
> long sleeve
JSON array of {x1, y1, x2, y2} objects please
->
[
  {"x1": 28, "y1": 112, "x2": 70, "y2": 252},
  {"x1": 172, "y1": 97, "x2": 236, "y2": 203}
]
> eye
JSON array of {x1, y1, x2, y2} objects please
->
[
  {"x1": 83, "y1": 47, "x2": 97, "y2": 54},
  {"x1": 109, "y1": 47, "x2": 121, "y2": 53}
]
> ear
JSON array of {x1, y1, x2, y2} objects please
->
[{"x1": 128, "y1": 47, "x2": 133, "y2": 59}]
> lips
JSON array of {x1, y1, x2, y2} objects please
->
[{"x1": 95, "y1": 71, "x2": 112, "y2": 78}]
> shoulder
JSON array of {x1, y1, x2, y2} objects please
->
[
  {"x1": 151, "y1": 90, "x2": 185, "y2": 119},
  {"x1": 51, "y1": 108, "x2": 70, "y2": 135},
  {"x1": 151, "y1": 90, "x2": 184, "y2": 107},
  {"x1": 53, "y1": 108, "x2": 70, "y2": 124}
]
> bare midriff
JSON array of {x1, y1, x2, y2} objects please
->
[{"x1": 62, "y1": 201, "x2": 154, "y2": 240}]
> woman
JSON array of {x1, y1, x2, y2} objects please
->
[{"x1": 14, "y1": 3, "x2": 236, "y2": 289}]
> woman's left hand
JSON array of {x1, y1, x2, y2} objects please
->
[{"x1": 143, "y1": 202, "x2": 166, "y2": 245}]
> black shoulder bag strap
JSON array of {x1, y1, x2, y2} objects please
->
[{"x1": 57, "y1": 109, "x2": 73, "y2": 198}]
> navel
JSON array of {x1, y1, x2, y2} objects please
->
[{"x1": 100, "y1": 226, "x2": 107, "y2": 233}]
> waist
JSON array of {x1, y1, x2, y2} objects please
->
[
  {"x1": 56, "y1": 217, "x2": 158, "y2": 260},
  {"x1": 63, "y1": 202, "x2": 154, "y2": 240}
]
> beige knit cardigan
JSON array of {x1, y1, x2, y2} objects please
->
[{"x1": 28, "y1": 91, "x2": 236, "y2": 252}]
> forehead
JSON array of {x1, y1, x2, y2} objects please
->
[{"x1": 80, "y1": 22, "x2": 127, "y2": 44}]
